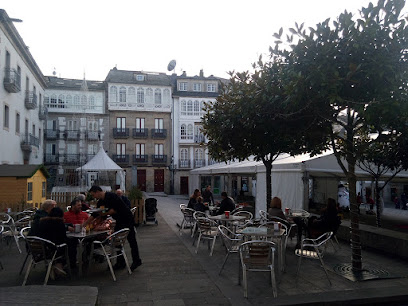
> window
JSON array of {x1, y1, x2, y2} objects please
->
[
  {"x1": 187, "y1": 100, "x2": 193, "y2": 116},
  {"x1": 4, "y1": 105, "x2": 9, "y2": 129},
  {"x1": 58, "y1": 95, "x2": 65, "y2": 108},
  {"x1": 155, "y1": 144, "x2": 164, "y2": 155},
  {"x1": 39, "y1": 128, "x2": 41, "y2": 145},
  {"x1": 154, "y1": 89, "x2": 162, "y2": 105},
  {"x1": 179, "y1": 82, "x2": 187, "y2": 91},
  {"x1": 66, "y1": 95, "x2": 72, "y2": 108},
  {"x1": 73, "y1": 95, "x2": 80, "y2": 109},
  {"x1": 207, "y1": 83, "x2": 216, "y2": 92},
  {"x1": 180, "y1": 124, "x2": 186, "y2": 139},
  {"x1": 193, "y1": 83, "x2": 202, "y2": 91},
  {"x1": 116, "y1": 143, "x2": 126, "y2": 155},
  {"x1": 201, "y1": 101, "x2": 206, "y2": 115},
  {"x1": 119, "y1": 87, "x2": 126, "y2": 102},
  {"x1": 81, "y1": 95, "x2": 87, "y2": 108},
  {"x1": 187, "y1": 124, "x2": 193, "y2": 140},
  {"x1": 194, "y1": 101, "x2": 200, "y2": 116},
  {"x1": 89, "y1": 96, "x2": 95, "y2": 110},
  {"x1": 180, "y1": 148, "x2": 188, "y2": 160},
  {"x1": 27, "y1": 182, "x2": 33, "y2": 201},
  {"x1": 128, "y1": 87, "x2": 136, "y2": 102},
  {"x1": 50, "y1": 95, "x2": 57, "y2": 108},
  {"x1": 146, "y1": 88, "x2": 153, "y2": 104},
  {"x1": 137, "y1": 88, "x2": 144, "y2": 104},
  {"x1": 42, "y1": 182, "x2": 46, "y2": 197},
  {"x1": 116, "y1": 117, "x2": 126, "y2": 129},
  {"x1": 181, "y1": 100, "x2": 187, "y2": 116},
  {"x1": 68, "y1": 120, "x2": 77, "y2": 130},
  {"x1": 15, "y1": 113, "x2": 20, "y2": 133},
  {"x1": 164, "y1": 89, "x2": 171, "y2": 103},
  {"x1": 110, "y1": 86, "x2": 118, "y2": 102},
  {"x1": 135, "y1": 143, "x2": 145, "y2": 155},
  {"x1": 44, "y1": 95, "x2": 50, "y2": 107},
  {"x1": 136, "y1": 118, "x2": 145, "y2": 129},
  {"x1": 32, "y1": 124, "x2": 35, "y2": 137},
  {"x1": 136, "y1": 74, "x2": 145, "y2": 81},
  {"x1": 39, "y1": 93, "x2": 42, "y2": 105},
  {"x1": 155, "y1": 118, "x2": 163, "y2": 129}
]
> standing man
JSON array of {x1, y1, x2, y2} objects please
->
[
  {"x1": 89, "y1": 186, "x2": 142, "y2": 271},
  {"x1": 202, "y1": 185, "x2": 214, "y2": 205},
  {"x1": 116, "y1": 189, "x2": 131, "y2": 209}
]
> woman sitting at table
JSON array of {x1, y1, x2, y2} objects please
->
[
  {"x1": 38, "y1": 207, "x2": 68, "y2": 277},
  {"x1": 308, "y1": 197, "x2": 341, "y2": 239},
  {"x1": 194, "y1": 196, "x2": 208, "y2": 212},
  {"x1": 187, "y1": 189, "x2": 201, "y2": 209},
  {"x1": 268, "y1": 197, "x2": 286, "y2": 220}
]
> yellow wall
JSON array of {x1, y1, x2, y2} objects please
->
[{"x1": 26, "y1": 170, "x2": 47, "y2": 208}]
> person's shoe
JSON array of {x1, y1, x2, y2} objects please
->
[
  {"x1": 130, "y1": 260, "x2": 142, "y2": 271},
  {"x1": 112, "y1": 263, "x2": 126, "y2": 270}
]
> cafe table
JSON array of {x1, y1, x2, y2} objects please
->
[
  {"x1": 67, "y1": 229, "x2": 110, "y2": 277},
  {"x1": 240, "y1": 226, "x2": 286, "y2": 274}
]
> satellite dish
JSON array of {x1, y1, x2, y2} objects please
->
[{"x1": 167, "y1": 59, "x2": 176, "y2": 72}]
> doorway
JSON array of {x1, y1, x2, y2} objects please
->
[
  {"x1": 180, "y1": 176, "x2": 189, "y2": 194},
  {"x1": 137, "y1": 169, "x2": 146, "y2": 191},
  {"x1": 154, "y1": 169, "x2": 164, "y2": 192}
]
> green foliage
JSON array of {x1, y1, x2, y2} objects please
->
[{"x1": 128, "y1": 186, "x2": 143, "y2": 201}]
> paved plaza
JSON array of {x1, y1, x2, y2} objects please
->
[{"x1": 1, "y1": 194, "x2": 408, "y2": 305}]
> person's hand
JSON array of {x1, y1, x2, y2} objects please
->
[{"x1": 68, "y1": 226, "x2": 74, "y2": 232}]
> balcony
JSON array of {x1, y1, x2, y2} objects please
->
[
  {"x1": 64, "y1": 130, "x2": 80, "y2": 140},
  {"x1": 132, "y1": 128, "x2": 148, "y2": 139},
  {"x1": 20, "y1": 134, "x2": 40, "y2": 149},
  {"x1": 25, "y1": 91, "x2": 38, "y2": 110},
  {"x1": 133, "y1": 154, "x2": 148, "y2": 165},
  {"x1": 194, "y1": 134, "x2": 206, "y2": 143},
  {"x1": 44, "y1": 154, "x2": 59, "y2": 165},
  {"x1": 45, "y1": 129, "x2": 59, "y2": 140},
  {"x1": 63, "y1": 154, "x2": 81, "y2": 165},
  {"x1": 38, "y1": 105, "x2": 48, "y2": 120},
  {"x1": 112, "y1": 154, "x2": 130, "y2": 165},
  {"x1": 152, "y1": 154, "x2": 167, "y2": 165},
  {"x1": 3, "y1": 68, "x2": 21, "y2": 93},
  {"x1": 194, "y1": 159, "x2": 206, "y2": 168},
  {"x1": 179, "y1": 159, "x2": 191, "y2": 169},
  {"x1": 113, "y1": 128, "x2": 129, "y2": 138},
  {"x1": 86, "y1": 131, "x2": 100, "y2": 141},
  {"x1": 151, "y1": 129, "x2": 167, "y2": 139}
]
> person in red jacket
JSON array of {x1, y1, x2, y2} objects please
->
[{"x1": 64, "y1": 199, "x2": 89, "y2": 228}]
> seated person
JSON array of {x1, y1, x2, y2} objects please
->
[
  {"x1": 38, "y1": 207, "x2": 67, "y2": 276},
  {"x1": 308, "y1": 197, "x2": 341, "y2": 238},
  {"x1": 188, "y1": 189, "x2": 201, "y2": 209},
  {"x1": 29, "y1": 199, "x2": 56, "y2": 236},
  {"x1": 216, "y1": 192, "x2": 235, "y2": 215},
  {"x1": 77, "y1": 193, "x2": 90, "y2": 211},
  {"x1": 64, "y1": 199, "x2": 90, "y2": 230},
  {"x1": 267, "y1": 197, "x2": 286, "y2": 220},
  {"x1": 194, "y1": 196, "x2": 208, "y2": 212}
]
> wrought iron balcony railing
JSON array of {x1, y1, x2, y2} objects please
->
[
  {"x1": 151, "y1": 129, "x2": 167, "y2": 139},
  {"x1": 86, "y1": 131, "x2": 100, "y2": 141},
  {"x1": 113, "y1": 128, "x2": 129, "y2": 138},
  {"x1": 25, "y1": 91, "x2": 38, "y2": 110},
  {"x1": 64, "y1": 130, "x2": 80, "y2": 140},
  {"x1": 179, "y1": 159, "x2": 191, "y2": 168},
  {"x1": 3, "y1": 68, "x2": 21, "y2": 93},
  {"x1": 133, "y1": 154, "x2": 148, "y2": 164},
  {"x1": 20, "y1": 134, "x2": 40, "y2": 148},
  {"x1": 45, "y1": 129, "x2": 59, "y2": 139},
  {"x1": 132, "y1": 128, "x2": 148, "y2": 138},
  {"x1": 194, "y1": 159, "x2": 206, "y2": 168},
  {"x1": 44, "y1": 154, "x2": 59, "y2": 164},
  {"x1": 152, "y1": 154, "x2": 167, "y2": 165},
  {"x1": 112, "y1": 154, "x2": 130, "y2": 165}
]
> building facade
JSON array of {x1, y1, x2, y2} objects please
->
[
  {"x1": 172, "y1": 70, "x2": 223, "y2": 195},
  {"x1": 0, "y1": 9, "x2": 46, "y2": 165},
  {"x1": 43, "y1": 76, "x2": 107, "y2": 190},
  {"x1": 105, "y1": 68, "x2": 172, "y2": 193}
]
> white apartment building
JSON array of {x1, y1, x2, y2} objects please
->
[
  {"x1": 43, "y1": 76, "x2": 107, "y2": 189},
  {"x1": 172, "y1": 70, "x2": 224, "y2": 195},
  {"x1": 0, "y1": 9, "x2": 46, "y2": 165}
]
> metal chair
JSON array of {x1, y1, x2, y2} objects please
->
[
  {"x1": 218, "y1": 225, "x2": 243, "y2": 277},
  {"x1": 179, "y1": 207, "x2": 195, "y2": 236},
  {"x1": 192, "y1": 211, "x2": 207, "y2": 241},
  {"x1": 92, "y1": 228, "x2": 131, "y2": 281},
  {"x1": 230, "y1": 206, "x2": 243, "y2": 215},
  {"x1": 22, "y1": 236, "x2": 70, "y2": 286},
  {"x1": 0, "y1": 213, "x2": 22, "y2": 253},
  {"x1": 295, "y1": 231, "x2": 333, "y2": 285},
  {"x1": 195, "y1": 217, "x2": 219, "y2": 256},
  {"x1": 239, "y1": 240, "x2": 277, "y2": 298},
  {"x1": 0, "y1": 225, "x2": 4, "y2": 270},
  {"x1": 261, "y1": 221, "x2": 289, "y2": 271},
  {"x1": 259, "y1": 210, "x2": 268, "y2": 224},
  {"x1": 19, "y1": 226, "x2": 32, "y2": 275},
  {"x1": 15, "y1": 216, "x2": 31, "y2": 230},
  {"x1": 231, "y1": 211, "x2": 253, "y2": 232}
]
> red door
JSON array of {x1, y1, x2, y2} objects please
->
[
  {"x1": 137, "y1": 170, "x2": 146, "y2": 191},
  {"x1": 180, "y1": 176, "x2": 189, "y2": 194},
  {"x1": 154, "y1": 169, "x2": 164, "y2": 192}
]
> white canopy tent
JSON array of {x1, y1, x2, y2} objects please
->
[
  {"x1": 190, "y1": 151, "x2": 408, "y2": 216},
  {"x1": 76, "y1": 145, "x2": 126, "y2": 191}
]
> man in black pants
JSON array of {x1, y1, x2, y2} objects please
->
[{"x1": 89, "y1": 185, "x2": 142, "y2": 271}]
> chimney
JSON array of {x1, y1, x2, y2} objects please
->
[
  {"x1": 199, "y1": 69, "x2": 204, "y2": 77},
  {"x1": 182, "y1": 71, "x2": 186, "y2": 77}
]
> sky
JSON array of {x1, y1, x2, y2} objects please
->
[{"x1": 1, "y1": 0, "x2": 377, "y2": 81}]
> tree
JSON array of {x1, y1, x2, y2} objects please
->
[
  {"x1": 203, "y1": 59, "x2": 327, "y2": 204},
  {"x1": 273, "y1": 0, "x2": 408, "y2": 270}
]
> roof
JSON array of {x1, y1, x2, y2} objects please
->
[
  {"x1": 105, "y1": 68, "x2": 172, "y2": 86},
  {"x1": 45, "y1": 76, "x2": 105, "y2": 91},
  {"x1": 0, "y1": 164, "x2": 50, "y2": 178},
  {"x1": 76, "y1": 146, "x2": 123, "y2": 171}
]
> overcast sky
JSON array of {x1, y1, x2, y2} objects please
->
[{"x1": 1, "y1": 0, "x2": 378, "y2": 81}]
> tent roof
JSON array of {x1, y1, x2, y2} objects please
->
[{"x1": 76, "y1": 146, "x2": 123, "y2": 171}]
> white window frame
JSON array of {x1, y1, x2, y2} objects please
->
[
  {"x1": 193, "y1": 83, "x2": 202, "y2": 91},
  {"x1": 136, "y1": 118, "x2": 145, "y2": 129},
  {"x1": 136, "y1": 143, "x2": 145, "y2": 155},
  {"x1": 155, "y1": 143, "x2": 164, "y2": 155},
  {"x1": 179, "y1": 82, "x2": 187, "y2": 91},
  {"x1": 155, "y1": 118, "x2": 164, "y2": 129},
  {"x1": 207, "y1": 83, "x2": 216, "y2": 92}
]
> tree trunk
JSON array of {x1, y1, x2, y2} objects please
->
[
  {"x1": 264, "y1": 160, "x2": 272, "y2": 206},
  {"x1": 375, "y1": 178, "x2": 382, "y2": 228}
]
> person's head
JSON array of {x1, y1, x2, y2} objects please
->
[
  {"x1": 197, "y1": 196, "x2": 203, "y2": 203},
  {"x1": 116, "y1": 189, "x2": 124, "y2": 197},
  {"x1": 48, "y1": 207, "x2": 64, "y2": 218},
  {"x1": 270, "y1": 197, "x2": 282, "y2": 209},
  {"x1": 192, "y1": 189, "x2": 200, "y2": 198},
  {"x1": 42, "y1": 199, "x2": 57, "y2": 213},
  {"x1": 76, "y1": 194, "x2": 86, "y2": 202},
  {"x1": 327, "y1": 198, "x2": 337, "y2": 213},
  {"x1": 89, "y1": 185, "x2": 105, "y2": 200},
  {"x1": 206, "y1": 185, "x2": 211, "y2": 191},
  {"x1": 221, "y1": 191, "x2": 228, "y2": 199},
  {"x1": 70, "y1": 199, "x2": 82, "y2": 213}
]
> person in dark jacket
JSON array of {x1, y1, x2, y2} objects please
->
[
  {"x1": 216, "y1": 192, "x2": 235, "y2": 215},
  {"x1": 202, "y1": 185, "x2": 215, "y2": 205},
  {"x1": 188, "y1": 189, "x2": 201, "y2": 209},
  {"x1": 194, "y1": 196, "x2": 207, "y2": 212},
  {"x1": 267, "y1": 197, "x2": 286, "y2": 220},
  {"x1": 89, "y1": 185, "x2": 142, "y2": 271},
  {"x1": 308, "y1": 198, "x2": 341, "y2": 238},
  {"x1": 29, "y1": 199, "x2": 56, "y2": 236},
  {"x1": 116, "y1": 189, "x2": 131, "y2": 209}
]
